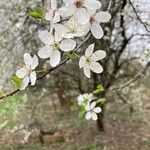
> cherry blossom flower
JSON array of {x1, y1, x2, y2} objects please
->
[
  {"x1": 77, "y1": 93, "x2": 93, "y2": 105},
  {"x1": 45, "y1": 0, "x2": 60, "y2": 32},
  {"x1": 79, "y1": 43, "x2": 106, "y2": 78},
  {"x1": 38, "y1": 30, "x2": 76, "y2": 67},
  {"x1": 55, "y1": 16, "x2": 89, "y2": 38},
  {"x1": 86, "y1": 11, "x2": 111, "y2": 39},
  {"x1": 16, "y1": 53, "x2": 39, "y2": 90},
  {"x1": 59, "y1": 0, "x2": 102, "y2": 24},
  {"x1": 85, "y1": 101, "x2": 102, "y2": 120}
]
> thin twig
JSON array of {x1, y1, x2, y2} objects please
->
[
  {"x1": 0, "y1": 33, "x2": 91, "y2": 100},
  {"x1": 116, "y1": 62, "x2": 150, "y2": 92},
  {"x1": 129, "y1": 0, "x2": 150, "y2": 33}
]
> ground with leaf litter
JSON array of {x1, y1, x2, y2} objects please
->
[{"x1": 0, "y1": 91, "x2": 150, "y2": 150}]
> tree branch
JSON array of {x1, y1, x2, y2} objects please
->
[
  {"x1": 116, "y1": 62, "x2": 150, "y2": 92},
  {"x1": 129, "y1": 0, "x2": 150, "y2": 33},
  {"x1": 0, "y1": 34, "x2": 91, "y2": 100}
]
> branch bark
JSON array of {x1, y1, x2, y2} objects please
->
[{"x1": 0, "y1": 33, "x2": 91, "y2": 100}]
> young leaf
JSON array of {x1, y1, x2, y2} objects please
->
[
  {"x1": 78, "y1": 105, "x2": 86, "y2": 118},
  {"x1": 96, "y1": 98, "x2": 106, "y2": 105},
  {"x1": 67, "y1": 52, "x2": 78, "y2": 59},
  {"x1": 93, "y1": 84, "x2": 104, "y2": 95},
  {"x1": 28, "y1": 7, "x2": 44, "y2": 19},
  {"x1": 11, "y1": 76, "x2": 23, "y2": 89}
]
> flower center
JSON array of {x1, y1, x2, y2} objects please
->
[
  {"x1": 25, "y1": 67, "x2": 32, "y2": 75},
  {"x1": 86, "y1": 57, "x2": 91, "y2": 64},
  {"x1": 52, "y1": 42, "x2": 59, "y2": 49},
  {"x1": 69, "y1": 28, "x2": 76, "y2": 33},
  {"x1": 74, "y1": 0, "x2": 83, "y2": 8},
  {"x1": 89, "y1": 16, "x2": 95, "y2": 24}
]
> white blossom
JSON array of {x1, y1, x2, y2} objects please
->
[
  {"x1": 77, "y1": 93, "x2": 93, "y2": 105},
  {"x1": 38, "y1": 30, "x2": 76, "y2": 67},
  {"x1": 86, "y1": 11, "x2": 111, "y2": 39},
  {"x1": 45, "y1": 0, "x2": 60, "y2": 32},
  {"x1": 59, "y1": 0, "x2": 102, "y2": 24},
  {"x1": 79, "y1": 43, "x2": 106, "y2": 78},
  {"x1": 55, "y1": 16, "x2": 89, "y2": 38},
  {"x1": 85, "y1": 101, "x2": 102, "y2": 120},
  {"x1": 16, "y1": 53, "x2": 39, "y2": 90}
]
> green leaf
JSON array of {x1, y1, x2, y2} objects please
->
[
  {"x1": 28, "y1": 7, "x2": 44, "y2": 19},
  {"x1": 11, "y1": 76, "x2": 23, "y2": 89},
  {"x1": 0, "y1": 95, "x2": 27, "y2": 131},
  {"x1": 67, "y1": 52, "x2": 78, "y2": 59},
  {"x1": 96, "y1": 98, "x2": 106, "y2": 105},
  {"x1": 78, "y1": 105, "x2": 86, "y2": 118},
  {"x1": 93, "y1": 84, "x2": 104, "y2": 95},
  {"x1": 97, "y1": 85, "x2": 104, "y2": 91}
]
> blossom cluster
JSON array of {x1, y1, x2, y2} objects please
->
[
  {"x1": 15, "y1": 0, "x2": 111, "y2": 91},
  {"x1": 77, "y1": 93, "x2": 102, "y2": 121}
]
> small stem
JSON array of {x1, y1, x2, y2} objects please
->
[{"x1": 35, "y1": 69, "x2": 48, "y2": 73}]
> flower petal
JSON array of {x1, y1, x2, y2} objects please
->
[
  {"x1": 16, "y1": 68, "x2": 27, "y2": 78},
  {"x1": 54, "y1": 24, "x2": 67, "y2": 37},
  {"x1": 91, "y1": 22, "x2": 104, "y2": 39},
  {"x1": 24, "y1": 53, "x2": 32, "y2": 67},
  {"x1": 50, "y1": 50, "x2": 61, "y2": 67},
  {"x1": 79, "y1": 56, "x2": 86, "y2": 68},
  {"x1": 55, "y1": 30, "x2": 64, "y2": 42},
  {"x1": 53, "y1": 12, "x2": 61, "y2": 23},
  {"x1": 85, "y1": 112, "x2": 92, "y2": 120},
  {"x1": 38, "y1": 30, "x2": 54, "y2": 45},
  {"x1": 59, "y1": 4, "x2": 76, "y2": 17},
  {"x1": 45, "y1": 10, "x2": 53, "y2": 21},
  {"x1": 83, "y1": 67, "x2": 91, "y2": 78},
  {"x1": 59, "y1": 39, "x2": 76, "y2": 51},
  {"x1": 95, "y1": 11, "x2": 111, "y2": 23},
  {"x1": 75, "y1": 8, "x2": 90, "y2": 25},
  {"x1": 91, "y1": 112, "x2": 98, "y2": 120},
  {"x1": 91, "y1": 50, "x2": 106, "y2": 61},
  {"x1": 94, "y1": 107, "x2": 102, "y2": 113},
  {"x1": 38, "y1": 46, "x2": 52, "y2": 59},
  {"x1": 84, "y1": 0, "x2": 102, "y2": 10},
  {"x1": 63, "y1": 0, "x2": 74, "y2": 4},
  {"x1": 90, "y1": 61, "x2": 103, "y2": 73},
  {"x1": 31, "y1": 55, "x2": 38, "y2": 69},
  {"x1": 90, "y1": 101, "x2": 96, "y2": 109},
  {"x1": 85, "y1": 44, "x2": 95, "y2": 57},
  {"x1": 30, "y1": 71, "x2": 37, "y2": 86},
  {"x1": 51, "y1": 0, "x2": 57, "y2": 9},
  {"x1": 85, "y1": 103, "x2": 91, "y2": 111},
  {"x1": 21, "y1": 76, "x2": 29, "y2": 90}
]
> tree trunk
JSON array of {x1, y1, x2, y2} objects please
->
[
  {"x1": 93, "y1": 73, "x2": 105, "y2": 131},
  {"x1": 57, "y1": 89, "x2": 66, "y2": 107},
  {"x1": 97, "y1": 104, "x2": 105, "y2": 131}
]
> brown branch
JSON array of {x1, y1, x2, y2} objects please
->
[
  {"x1": 106, "y1": 62, "x2": 150, "y2": 99},
  {"x1": 0, "y1": 33, "x2": 91, "y2": 100}
]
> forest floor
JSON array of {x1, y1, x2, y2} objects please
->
[{"x1": 0, "y1": 92, "x2": 150, "y2": 150}]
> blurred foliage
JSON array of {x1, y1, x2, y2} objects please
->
[
  {"x1": 11, "y1": 76, "x2": 23, "y2": 89},
  {"x1": 0, "y1": 95, "x2": 27, "y2": 131},
  {"x1": 93, "y1": 84, "x2": 104, "y2": 95},
  {"x1": 28, "y1": 7, "x2": 44, "y2": 19}
]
